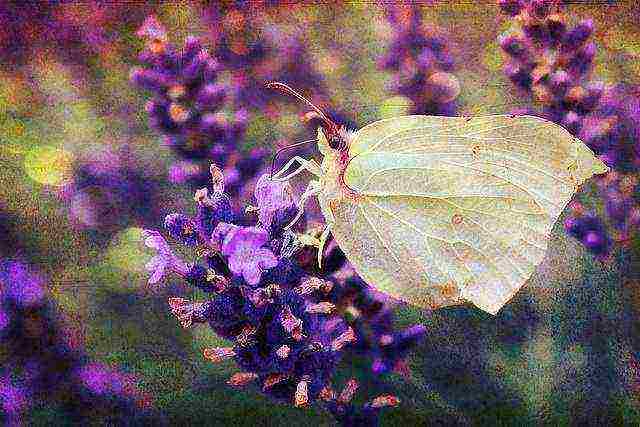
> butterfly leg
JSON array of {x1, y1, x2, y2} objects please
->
[
  {"x1": 316, "y1": 222, "x2": 333, "y2": 269},
  {"x1": 285, "y1": 180, "x2": 321, "y2": 230},
  {"x1": 316, "y1": 199, "x2": 336, "y2": 269},
  {"x1": 272, "y1": 156, "x2": 322, "y2": 182}
]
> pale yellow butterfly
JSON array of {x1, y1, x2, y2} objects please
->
[{"x1": 268, "y1": 82, "x2": 609, "y2": 315}]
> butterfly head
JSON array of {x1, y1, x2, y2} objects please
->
[
  {"x1": 266, "y1": 81, "x2": 349, "y2": 157},
  {"x1": 316, "y1": 123, "x2": 349, "y2": 157}
]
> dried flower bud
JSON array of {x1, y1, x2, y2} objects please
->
[
  {"x1": 205, "y1": 270, "x2": 229, "y2": 292},
  {"x1": 167, "y1": 84, "x2": 186, "y2": 100},
  {"x1": 168, "y1": 298, "x2": 206, "y2": 328},
  {"x1": 294, "y1": 377, "x2": 310, "y2": 407},
  {"x1": 370, "y1": 395, "x2": 401, "y2": 408},
  {"x1": 280, "y1": 306, "x2": 304, "y2": 341},
  {"x1": 295, "y1": 277, "x2": 327, "y2": 295},
  {"x1": 338, "y1": 378, "x2": 359, "y2": 404},
  {"x1": 169, "y1": 103, "x2": 190, "y2": 124},
  {"x1": 319, "y1": 385, "x2": 335, "y2": 401},
  {"x1": 236, "y1": 325, "x2": 257, "y2": 346},
  {"x1": 331, "y1": 327, "x2": 356, "y2": 351},
  {"x1": 305, "y1": 302, "x2": 335, "y2": 315},
  {"x1": 379, "y1": 334, "x2": 394, "y2": 346},
  {"x1": 263, "y1": 374, "x2": 288, "y2": 390},
  {"x1": 276, "y1": 345, "x2": 290, "y2": 359},
  {"x1": 210, "y1": 164, "x2": 225, "y2": 193},
  {"x1": 203, "y1": 347, "x2": 236, "y2": 363},
  {"x1": 227, "y1": 372, "x2": 258, "y2": 386}
]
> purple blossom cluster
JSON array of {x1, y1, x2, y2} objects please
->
[
  {"x1": 0, "y1": 259, "x2": 159, "y2": 425},
  {"x1": 131, "y1": 16, "x2": 266, "y2": 196},
  {"x1": 379, "y1": 4, "x2": 459, "y2": 115},
  {"x1": 498, "y1": 0, "x2": 640, "y2": 258},
  {"x1": 142, "y1": 165, "x2": 426, "y2": 425},
  {"x1": 203, "y1": 3, "x2": 329, "y2": 113}
]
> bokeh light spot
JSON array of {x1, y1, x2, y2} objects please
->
[
  {"x1": 23, "y1": 145, "x2": 74, "y2": 187},
  {"x1": 105, "y1": 227, "x2": 149, "y2": 278}
]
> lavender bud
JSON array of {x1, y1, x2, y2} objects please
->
[
  {"x1": 547, "y1": 14, "x2": 566, "y2": 41},
  {"x1": 196, "y1": 83, "x2": 226, "y2": 111},
  {"x1": 549, "y1": 69, "x2": 570, "y2": 95},
  {"x1": 504, "y1": 64, "x2": 533, "y2": 89},
  {"x1": 227, "y1": 372, "x2": 258, "y2": 386},
  {"x1": 568, "y1": 42, "x2": 596, "y2": 76},
  {"x1": 129, "y1": 68, "x2": 168, "y2": 92},
  {"x1": 203, "y1": 347, "x2": 236, "y2": 363},
  {"x1": 562, "y1": 19, "x2": 594, "y2": 53},
  {"x1": 182, "y1": 49, "x2": 210, "y2": 83},
  {"x1": 499, "y1": 34, "x2": 528, "y2": 58},
  {"x1": 164, "y1": 213, "x2": 199, "y2": 246},
  {"x1": 181, "y1": 36, "x2": 203, "y2": 64}
]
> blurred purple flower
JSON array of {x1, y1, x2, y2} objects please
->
[
  {"x1": 0, "y1": 259, "x2": 45, "y2": 307},
  {"x1": 58, "y1": 144, "x2": 164, "y2": 240},
  {"x1": 0, "y1": 374, "x2": 28, "y2": 417},
  {"x1": 380, "y1": 4, "x2": 459, "y2": 115},
  {"x1": 0, "y1": 307, "x2": 9, "y2": 331},
  {"x1": 77, "y1": 363, "x2": 130, "y2": 397},
  {"x1": 0, "y1": 259, "x2": 160, "y2": 422},
  {"x1": 142, "y1": 230, "x2": 189, "y2": 284}
]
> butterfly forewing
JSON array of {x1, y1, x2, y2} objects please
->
[{"x1": 332, "y1": 115, "x2": 608, "y2": 314}]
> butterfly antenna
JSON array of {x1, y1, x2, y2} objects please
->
[
  {"x1": 270, "y1": 138, "x2": 317, "y2": 178},
  {"x1": 266, "y1": 81, "x2": 337, "y2": 131}
]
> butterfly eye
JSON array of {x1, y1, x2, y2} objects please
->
[{"x1": 328, "y1": 135, "x2": 343, "y2": 150}]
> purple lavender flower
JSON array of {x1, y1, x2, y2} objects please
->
[
  {"x1": 142, "y1": 166, "x2": 410, "y2": 425},
  {"x1": 142, "y1": 230, "x2": 189, "y2": 284},
  {"x1": 0, "y1": 373, "x2": 28, "y2": 421},
  {"x1": 0, "y1": 259, "x2": 45, "y2": 307},
  {"x1": 0, "y1": 2, "x2": 151, "y2": 69},
  {"x1": 58, "y1": 144, "x2": 164, "y2": 240},
  {"x1": 203, "y1": 4, "x2": 328, "y2": 112},
  {"x1": 132, "y1": 16, "x2": 264, "y2": 194},
  {"x1": 254, "y1": 174, "x2": 296, "y2": 231},
  {"x1": 216, "y1": 224, "x2": 278, "y2": 286}
]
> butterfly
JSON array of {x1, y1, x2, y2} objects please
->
[{"x1": 268, "y1": 82, "x2": 609, "y2": 315}]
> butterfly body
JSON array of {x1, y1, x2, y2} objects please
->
[{"x1": 268, "y1": 84, "x2": 608, "y2": 315}]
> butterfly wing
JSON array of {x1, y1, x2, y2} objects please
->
[{"x1": 332, "y1": 115, "x2": 608, "y2": 314}]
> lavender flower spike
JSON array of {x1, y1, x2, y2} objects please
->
[
  {"x1": 215, "y1": 224, "x2": 278, "y2": 285},
  {"x1": 141, "y1": 230, "x2": 189, "y2": 284}
]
